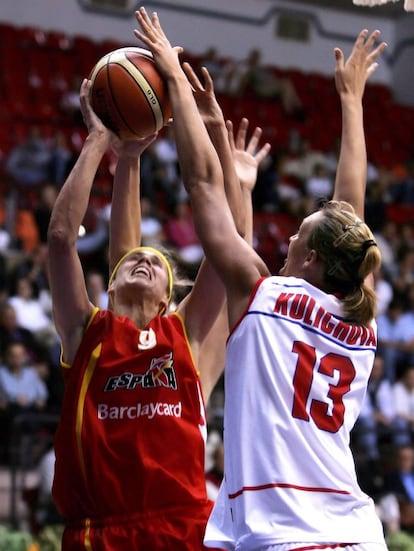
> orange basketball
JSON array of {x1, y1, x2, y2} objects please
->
[{"x1": 89, "y1": 47, "x2": 172, "y2": 139}]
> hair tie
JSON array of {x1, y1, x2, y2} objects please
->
[{"x1": 360, "y1": 239, "x2": 377, "y2": 255}]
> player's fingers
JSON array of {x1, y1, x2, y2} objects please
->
[
  {"x1": 200, "y1": 66, "x2": 214, "y2": 92},
  {"x1": 133, "y1": 29, "x2": 150, "y2": 47},
  {"x1": 334, "y1": 48, "x2": 344, "y2": 72},
  {"x1": 80, "y1": 78, "x2": 90, "y2": 95},
  {"x1": 363, "y1": 29, "x2": 381, "y2": 52},
  {"x1": 151, "y1": 11, "x2": 168, "y2": 39},
  {"x1": 135, "y1": 7, "x2": 152, "y2": 32},
  {"x1": 79, "y1": 79, "x2": 92, "y2": 107},
  {"x1": 235, "y1": 118, "x2": 249, "y2": 150},
  {"x1": 182, "y1": 62, "x2": 203, "y2": 90},
  {"x1": 246, "y1": 126, "x2": 263, "y2": 154},
  {"x1": 226, "y1": 120, "x2": 236, "y2": 151},
  {"x1": 368, "y1": 41, "x2": 387, "y2": 66},
  {"x1": 354, "y1": 28, "x2": 369, "y2": 50},
  {"x1": 366, "y1": 62, "x2": 379, "y2": 78},
  {"x1": 255, "y1": 142, "x2": 271, "y2": 165}
]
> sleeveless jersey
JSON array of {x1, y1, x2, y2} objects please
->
[
  {"x1": 205, "y1": 276, "x2": 386, "y2": 551},
  {"x1": 53, "y1": 309, "x2": 209, "y2": 521}
]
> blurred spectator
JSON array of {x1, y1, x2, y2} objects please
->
[
  {"x1": 205, "y1": 427, "x2": 222, "y2": 474},
  {"x1": 0, "y1": 225, "x2": 11, "y2": 252},
  {"x1": 393, "y1": 366, "x2": 414, "y2": 439},
  {"x1": 0, "y1": 343, "x2": 49, "y2": 409},
  {"x1": 137, "y1": 145, "x2": 162, "y2": 204},
  {"x1": 376, "y1": 493, "x2": 402, "y2": 539},
  {"x1": 0, "y1": 341, "x2": 48, "y2": 463},
  {"x1": 85, "y1": 270, "x2": 108, "y2": 309},
  {"x1": 11, "y1": 243, "x2": 50, "y2": 295},
  {"x1": 365, "y1": 177, "x2": 389, "y2": 234},
  {"x1": 5, "y1": 125, "x2": 52, "y2": 187},
  {"x1": 251, "y1": 151, "x2": 280, "y2": 212},
  {"x1": 152, "y1": 126, "x2": 187, "y2": 210},
  {"x1": 0, "y1": 303, "x2": 48, "y2": 364},
  {"x1": 377, "y1": 297, "x2": 414, "y2": 383},
  {"x1": 48, "y1": 130, "x2": 74, "y2": 187},
  {"x1": 233, "y1": 48, "x2": 305, "y2": 118},
  {"x1": 373, "y1": 219, "x2": 400, "y2": 281},
  {"x1": 384, "y1": 444, "x2": 414, "y2": 534},
  {"x1": 304, "y1": 162, "x2": 333, "y2": 204},
  {"x1": 391, "y1": 245, "x2": 414, "y2": 298},
  {"x1": 282, "y1": 137, "x2": 329, "y2": 185},
  {"x1": 374, "y1": 266, "x2": 394, "y2": 317},
  {"x1": 197, "y1": 47, "x2": 235, "y2": 95},
  {"x1": 76, "y1": 205, "x2": 109, "y2": 274},
  {"x1": 389, "y1": 160, "x2": 414, "y2": 205},
  {"x1": 140, "y1": 196, "x2": 166, "y2": 247},
  {"x1": 205, "y1": 440, "x2": 224, "y2": 502},
  {"x1": 164, "y1": 200, "x2": 203, "y2": 275},
  {"x1": 353, "y1": 354, "x2": 410, "y2": 467},
  {"x1": 59, "y1": 74, "x2": 83, "y2": 126},
  {"x1": 32, "y1": 446, "x2": 63, "y2": 530},
  {"x1": 7, "y1": 275, "x2": 58, "y2": 354},
  {"x1": 33, "y1": 184, "x2": 58, "y2": 244}
]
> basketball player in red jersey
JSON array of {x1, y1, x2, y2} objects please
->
[
  {"x1": 134, "y1": 10, "x2": 389, "y2": 551},
  {"x1": 47, "y1": 20, "x2": 270, "y2": 550}
]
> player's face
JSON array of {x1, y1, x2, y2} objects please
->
[
  {"x1": 279, "y1": 211, "x2": 320, "y2": 277},
  {"x1": 115, "y1": 250, "x2": 169, "y2": 302}
]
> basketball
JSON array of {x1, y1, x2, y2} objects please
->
[{"x1": 89, "y1": 47, "x2": 172, "y2": 139}]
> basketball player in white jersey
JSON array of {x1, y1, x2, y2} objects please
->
[{"x1": 135, "y1": 12, "x2": 389, "y2": 550}]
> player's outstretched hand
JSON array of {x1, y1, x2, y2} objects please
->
[
  {"x1": 134, "y1": 7, "x2": 183, "y2": 80},
  {"x1": 80, "y1": 78, "x2": 114, "y2": 149},
  {"x1": 334, "y1": 29, "x2": 387, "y2": 99},
  {"x1": 227, "y1": 118, "x2": 271, "y2": 192},
  {"x1": 182, "y1": 62, "x2": 223, "y2": 126}
]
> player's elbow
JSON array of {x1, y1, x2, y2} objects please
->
[
  {"x1": 47, "y1": 222, "x2": 77, "y2": 251},
  {"x1": 183, "y1": 158, "x2": 223, "y2": 193}
]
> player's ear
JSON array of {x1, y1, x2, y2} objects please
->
[
  {"x1": 304, "y1": 248, "x2": 318, "y2": 266},
  {"x1": 158, "y1": 297, "x2": 169, "y2": 315},
  {"x1": 107, "y1": 283, "x2": 115, "y2": 303}
]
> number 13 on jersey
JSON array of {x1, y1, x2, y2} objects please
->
[{"x1": 291, "y1": 341, "x2": 356, "y2": 433}]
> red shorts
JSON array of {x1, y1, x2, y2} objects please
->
[{"x1": 62, "y1": 503, "x2": 225, "y2": 551}]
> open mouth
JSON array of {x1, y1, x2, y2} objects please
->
[{"x1": 133, "y1": 266, "x2": 151, "y2": 279}]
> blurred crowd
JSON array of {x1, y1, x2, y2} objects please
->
[{"x1": 1, "y1": 41, "x2": 414, "y2": 547}]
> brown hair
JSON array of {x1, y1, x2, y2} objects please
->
[{"x1": 307, "y1": 200, "x2": 381, "y2": 326}]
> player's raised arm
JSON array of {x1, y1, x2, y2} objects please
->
[
  {"x1": 134, "y1": 8, "x2": 267, "y2": 329},
  {"x1": 182, "y1": 61, "x2": 245, "y2": 235},
  {"x1": 333, "y1": 29, "x2": 387, "y2": 218},
  {"x1": 108, "y1": 135, "x2": 157, "y2": 276},
  {"x1": 226, "y1": 117, "x2": 271, "y2": 245},
  {"x1": 47, "y1": 79, "x2": 112, "y2": 363}
]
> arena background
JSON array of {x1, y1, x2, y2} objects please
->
[
  {"x1": 0, "y1": 0, "x2": 414, "y2": 541},
  {"x1": 0, "y1": 0, "x2": 413, "y2": 104}
]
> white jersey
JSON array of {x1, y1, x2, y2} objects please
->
[{"x1": 205, "y1": 276, "x2": 386, "y2": 551}]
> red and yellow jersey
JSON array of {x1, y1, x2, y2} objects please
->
[{"x1": 53, "y1": 308, "x2": 208, "y2": 521}]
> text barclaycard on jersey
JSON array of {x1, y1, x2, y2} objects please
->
[{"x1": 97, "y1": 401, "x2": 182, "y2": 420}]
